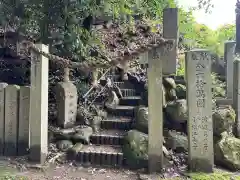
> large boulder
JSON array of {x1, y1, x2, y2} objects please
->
[
  {"x1": 215, "y1": 132, "x2": 240, "y2": 171},
  {"x1": 135, "y1": 106, "x2": 148, "y2": 134},
  {"x1": 165, "y1": 99, "x2": 188, "y2": 123},
  {"x1": 163, "y1": 77, "x2": 176, "y2": 89},
  {"x1": 123, "y1": 130, "x2": 172, "y2": 169},
  {"x1": 165, "y1": 89, "x2": 177, "y2": 102},
  {"x1": 212, "y1": 106, "x2": 235, "y2": 136},
  {"x1": 123, "y1": 130, "x2": 148, "y2": 169},
  {"x1": 175, "y1": 84, "x2": 186, "y2": 99},
  {"x1": 134, "y1": 106, "x2": 168, "y2": 134},
  {"x1": 164, "y1": 130, "x2": 188, "y2": 153}
]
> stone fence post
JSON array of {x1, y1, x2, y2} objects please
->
[
  {"x1": 147, "y1": 47, "x2": 163, "y2": 173},
  {"x1": 162, "y1": 8, "x2": 179, "y2": 75},
  {"x1": 233, "y1": 58, "x2": 240, "y2": 137},
  {"x1": 186, "y1": 49, "x2": 213, "y2": 172},
  {"x1": 224, "y1": 41, "x2": 236, "y2": 100},
  {"x1": 29, "y1": 44, "x2": 49, "y2": 164}
]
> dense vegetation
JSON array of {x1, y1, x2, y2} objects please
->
[{"x1": 0, "y1": 0, "x2": 235, "y2": 64}]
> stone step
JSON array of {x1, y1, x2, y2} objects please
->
[
  {"x1": 99, "y1": 80, "x2": 135, "y2": 89},
  {"x1": 114, "y1": 82, "x2": 125, "y2": 89},
  {"x1": 121, "y1": 89, "x2": 137, "y2": 97},
  {"x1": 67, "y1": 144, "x2": 124, "y2": 167},
  {"x1": 106, "y1": 74, "x2": 121, "y2": 82},
  {"x1": 120, "y1": 96, "x2": 141, "y2": 106},
  {"x1": 90, "y1": 129, "x2": 127, "y2": 145},
  {"x1": 106, "y1": 105, "x2": 135, "y2": 117},
  {"x1": 100, "y1": 116, "x2": 133, "y2": 130},
  {"x1": 114, "y1": 81, "x2": 135, "y2": 89}
]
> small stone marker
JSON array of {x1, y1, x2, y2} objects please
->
[
  {"x1": 224, "y1": 41, "x2": 236, "y2": 99},
  {"x1": 4, "y1": 85, "x2": 20, "y2": 156},
  {"x1": 18, "y1": 86, "x2": 30, "y2": 155},
  {"x1": 186, "y1": 49, "x2": 213, "y2": 172},
  {"x1": 147, "y1": 47, "x2": 163, "y2": 172},
  {"x1": 29, "y1": 44, "x2": 49, "y2": 163},
  {"x1": 55, "y1": 67, "x2": 78, "y2": 128},
  {"x1": 233, "y1": 58, "x2": 240, "y2": 137},
  {"x1": 162, "y1": 8, "x2": 179, "y2": 75},
  {"x1": 0, "y1": 83, "x2": 8, "y2": 155}
]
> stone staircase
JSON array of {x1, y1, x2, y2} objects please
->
[{"x1": 68, "y1": 73, "x2": 141, "y2": 167}]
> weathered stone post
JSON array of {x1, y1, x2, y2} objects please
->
[
  {"x1": 29, "y1": 44, "x2": 49, "y2": 163},
  {"x1": 224, "y1": 41, "x2": 236, "y2": 99},
  {"x1": 186, "y1": 49, "x2": 213, "y2": 172},
  {"x1": 55, "y1": 67, "x2": 78, "y2": 128},
  {"x1": 18, "y1": 86, "x2": 30, "y2": 155},
  {"x1": 233, "y1": 58, "x2": 240, "y2": 137},
  {"x1": 0, "y1": 83, "x2": 8, "y2": 155},
  {"x1": 4, "y1": 85, "x2": 20, "y2": 156},
  {"x1": 148, "y1": 47, "x2": 163, "y2": 172},
  {"x1": 233, "y1": 1, "x2": 240, "y2": 137},
  {"x1": 162, "y1": 8, "x2": 179, "y2": 75}
]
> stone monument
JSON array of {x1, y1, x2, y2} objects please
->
[
  {"x1": 55, "y1": 67, "x2": 78, "y2": 128},
  {"x1": 186, "y1": 49, "x2": 213, "y2": 172}
]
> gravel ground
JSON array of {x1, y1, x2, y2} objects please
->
[
  {"x1": 0, "y1": 158, "x2": 167, "y2": 180},
  {"x1": 1, "y1": 163, "x2": 168, "y2": 180}
]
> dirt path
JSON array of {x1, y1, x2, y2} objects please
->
[{"x1": 17, "y1": 165, "x2": 140, "y2": 180}]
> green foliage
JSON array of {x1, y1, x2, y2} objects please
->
[
  {"x1": 211, "y1": 73, "x2": 226, "y2": 97},
  {"x1": 176, "y1": 54, "x2": 185, "y2": 76},
  {"x1": 0, "y1": 0, "x2": 218, "y2": 63}
]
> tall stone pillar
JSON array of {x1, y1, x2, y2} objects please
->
[{"x1": 29, "y1": 44, "x2": 49, "y2": 164}]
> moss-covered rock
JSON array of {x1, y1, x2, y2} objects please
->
[
  {"x1": 212, "y1": 106, "x2": 236, "y2": 136},
  {"x1": 215, "y1": 133, "x2": 240, "y2": 171},
  {"x1": 135, "y1": 106, "x2": 148, "y2": 134},
  {"x1": 175, "y1": 84, "x2": 186, "y2": 99},
  {"x1": 123, "y1": 130, "x2": 148, "y2": 169},
  {"x1": 212, "y1": 73, "x2": 226, "y2": 98}
]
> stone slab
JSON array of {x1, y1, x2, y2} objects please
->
[
  {"x1": 0, "y1": 83, "x2": 8, "y2": 155},
  {"x1": 215, "y1": 98, "x2": 232, "y2": 106},
  {"x1": 147, "y1": 47, "x2": 163, "y2": 172},
  {"x1": 29, "y1": 44, "x2": 49, "y2": 163},
  {"x1": 233, "y1": 59, "x2": 240, "y2": 137},
  {"x1": 4, "y1": 85, "x2": 20, "y2": 156},
  {"x1": 18, "y1": 86, "x2": 30, "y2": 155},
  {"x1": 55, "y1": 81, "x2": 78, "y2": 128},
  {"x1": 224, "y1": 41, "x2": 236, "y2": 99},
  {"x1": 162, "y1": 8, "x2": 178, "y2": 75},
  {"x1": 186, "y1": 49, "x2": 213, "y2": 172}
]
